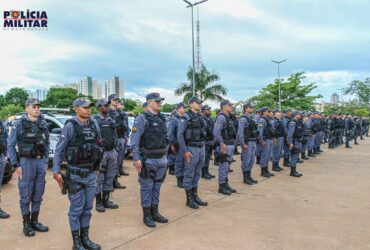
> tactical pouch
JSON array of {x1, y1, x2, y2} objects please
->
[
  {"x1": 19, "y1": 145, "x2": 34, "y2": 158},
  {"x1": 68, "y1": 180, "x2": 84, "y2": 195},
  {"x1": 66, "y1": 146, "x2": 79, "y2": 165}
]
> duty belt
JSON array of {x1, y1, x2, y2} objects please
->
[
  {"x1": 67, "y1": 168, "x2": 93, "y2": 178},
  {"x1": 186, "y1": 142, "x2": 205, "y2": 148},
  {"x1": 143, "y1": 153, "x2": 165, "y2": 159}
]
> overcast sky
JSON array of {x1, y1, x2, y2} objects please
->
[{"x1": 1, "y1": 0, "x2": 369, "y2": 104}]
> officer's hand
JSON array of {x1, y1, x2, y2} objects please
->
[
  {"x1": 170, "y1": 145, "x2": 176, "y2": 153},
  {"x1": 261, "y1": 141, "x2": 266, "y2": 146},
  {"x1": 242, "y1": 144, "x2": 248, "y2": 152},
  {"x1": 15, "y1": 167, "x2": 23, "y2": 180},
  {"x1": 289, "y1": 143, "x2": 294, "y2": 150},
  {"x1": 220, "y1": 143, "x2": 227, "y2": 154},
  {"x1": 273, "y1": 138, "x2": 277, "y2": 144},
  {"x1": 53, "y1": 173, "x2": 63, "y2": 189},
  {"x1": 134, "y1": 160, "x2": 142, "y2": 173},
  {"x1": 184, "y1": 151, "x2": 192, "y2": 163}
]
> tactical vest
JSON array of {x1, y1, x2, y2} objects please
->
[
  {"x1": 348, "y1": 119, "x2": 355, "y2": 129},
  {"x1": 65, "y1": 118, "x2": 100, "y2": 166},
  {"x1": 0, "y1": 122, "x2": 7, "y2": 153},
  {"x1": 241, "y1": 115, "x2": 257, "y2": 142},
  {"x1": 273, "y1": 118, "x2": 285, "y2": 137},
  {"x1": 262, "y1": 117, "x2": 275, "y2": 139},
  {"x1": 293, "y1": 120, "x2": 303, "y2": 139},
  {"x1": 203, "y1": 115, "x2": 215, "y2": 141},
  {"x1": 185, "y1": 111, "x2": 206, "y2": 143},
  {"x1": 140, "y1": 112, "x2": 168, "y2": 154},
  {"x1": 18, "y1": 117, "x2": 49, "y2": 158},
  {"x1": 218, "y1": 113, "x2": 236, "y2": 144},
  {"x1": 94, "y1": 115, "x2": 118, "y2": 151},
  {"x1": 109, "y1": 110, "x2": 128, "y2": 138}
]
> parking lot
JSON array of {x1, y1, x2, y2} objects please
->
[{"x1": 1, "y1": 140, "x2": 370, "y2": 250}]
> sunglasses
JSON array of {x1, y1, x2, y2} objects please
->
[{"x1": 31, "y1": 105, "x2": 40, "y2": 109}]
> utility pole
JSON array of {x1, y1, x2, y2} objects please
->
[{"x1": 271, "y1": 59, "x2": 286, "y2": 110}]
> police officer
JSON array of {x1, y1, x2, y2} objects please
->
[
  {"x1": 130, "y1": 93, "x2": 169, "y2": 228},
  {"x1": 307, "y1": 112, "x2": 317, "y2": 156},
  {"x1": 167, "y1": 103, "x2": 186, "y2": 187},
  {"x1": 282, "y1": 109, "x2": 293, "y2": 166},
  {"x1": 237, "y1": 103, "x2": 258, "y2": 185},
  {"x1": 94, "y1": 98, "x2": 119, "y2": 213},
  {"x1": 301, "y1": 112, "x2": 313, "y2": 159},
  {"x1": 0, "y1": 119, "x2": 10, "y2": 219},
  {"x1": 177, "y1": 97, "x2": 208, "y2": 209},
  {"x1": 287, "y1": 111, "x2": 303, "y2": 177},
  {"x1": 213, "y1": 100, "x2": 237, "y2": 195},
  {"x1": 8, "y1": 98, "x2": 49, "y2": 237},
  {"x1": 117, "y1": 99, "x2": 130, "y2": 176},
  {"x1": 344, "y1": 113, "x2": 354, "y2": 148},
  {"x1": 107, "y1": 94, "x2": 126, "y2": 190},
  {"x1": 201, "y1": 104, "x2": 215, "y2": 179},
  {"x1": 271, "y1": 109, "x2": 285, "y2": 171},
  {"x1": 257, "y1": 107, "x2": 276, "y2": 178},
  {"x1": 53, "y1": 98, "x2": 101, "y2": 250}
]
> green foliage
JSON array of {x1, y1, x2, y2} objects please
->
[
  {"x1": 0, "y1": 104, "x2": 24, "y2": 120},
  {"x1": 248, "y1": 72, "x2": 322, "y2": 111},
  {"x1": 131, "y1": 106, "x2": 144, "y2": 115},
  {"x1": 344, "y1": 78, "x2": 370, "y2": 105},
  {"x1": 354, "y1": 108, "x2": 369, "y2": 117},
  {"x1": 161, "y1": 103, "x2": 175, "y2": 113},
  {"x1": 42, "y1": 87, "x2": 80, "y2": 108},
  {"x1": 175, "y1": 64, "x2": 227, "y2": 103},
  {"x1": 0, "y1": 95, "x2": 5, "y2": 109},
  {"x1": 324, "y1": 101, "x2": 370, "y2": 117},
  {"x1": 123, "y1": 98, "x2": 137, "y2": 111},
  {"x1": 4, "y1": 87, "x2": 29, "y2": 107}
]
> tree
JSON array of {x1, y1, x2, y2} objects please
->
[
  {"x1": 175, "y1": 65, "x2": 227, "y2": 103},
  {"x1": 42, "y1": 87, "x2": 80, "y2": 108},
  {"x1": 0, "y1": 104, "x2": 24, "y2": 120},
  {"x1": 161, "y1": 103, "x2": 175, "y2": 113},
  {"x1": 0, "y1": 95, "x2": 5, "y2": 109},
  {"x1": 123, "y1": 99, "x2": 137, "y2": 111},
  {"x1": 5, "y1": 87, "x2": 29, "y2": 107},
  {"x1": 248, "y1": 72, "x2": 322, "y2": 111},
  {"x1": 344, "y1": 78, "x2": 370, "y2": 105}
]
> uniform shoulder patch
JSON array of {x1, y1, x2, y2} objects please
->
[{"x1": 132, "y1": 126, "x2": 138, "y2": 133}]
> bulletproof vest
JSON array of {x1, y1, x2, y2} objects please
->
[
  {"x1": 94, "y1": 115, "x2": 118, "y2": 151},
  {"x1": 262, "y1": 117, "x2": 275, "y2": 139},
  {"x1": 65, "y1": 118, "x2": 100, "y2": 166},
  {"x1": 241, "y1": 115, "x2": 257, "y2": 142},
  {"x1": 18, "y1": 117, "x2": 49, "y2": 158},
  {"x1": 185, "y1": 111, "x2": 206, "y2": 143},
  {"x1": 273, "y1": 118, "x2": 285, "y2": 137},
  {"x1": 293, "y1": 120, "x2": 303, "y2": 139},
  {"x1": 109, "y1": 109, "x2": 128, "y2": 138},
  {"x1": 140, "y1": 112, "x2": 168, "y2": 153},
  {"x1": 203, "y1": 115, "x2": 215, "y2": 141},
  {"x1": 0, "y1": 122, "x2": 7, "y2": 153},
  {"x1": 218, "y1": 113, "x2": 236, "y2": 144},
  {"x1": 333, "y1": 118, "x2": 340, "y2": 129}
]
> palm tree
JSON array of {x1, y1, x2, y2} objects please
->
[{"x1": 175, "y1": 65, "x2": 227, "y2": 103}]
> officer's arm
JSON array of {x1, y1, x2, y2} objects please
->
[
  {"x1": 257, "y1": 119, "x2": 265, "y2": 144},
  {"x1": 237, "y1": 117, "x2": 247, "y2": 147},
  {"x1": 167, "y1": 119, "x2": 176, "y2": 145},
  {"x1": 177, "y1": 116, "x2": 188, "y2": 152},
  {"x1": 7, "y1": 121, "x2": 20, "y2": 168},
  {"x1": 287, "y1": 122, "x2": 295, "y2": 144},
  {"x1": 130, "y1": 115, "x2": 145, "y2": 161},
  {"x1": 52, "y1": 123, "x2": 74, "y2": 173},
  {"x1": 213, "y1": 116, "x2": 224, "y2": 145}
]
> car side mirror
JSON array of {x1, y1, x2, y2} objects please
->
[{"x1": 51, "y1": 128, "x2": 62, "y2": 134}]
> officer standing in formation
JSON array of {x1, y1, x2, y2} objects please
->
[
  {"x1": 107, "y1": 94, "x2": 127, "y2": 190},
  {"x1": 271, "y1": 109, "x2": 285, "y2": 171},
  {"x1": 201, "y1": 104, "x2": 215, "y2": 179},
  {"x1": 282, "y1": 109, "x2": 293, "y2": 167},
  {"x1": 0, "y1": 119, "x2": 10, "y2": 219},
  {"x1": 94, "y1": 98, "x2": 119, "y2": 212},
  {"x1": 117, "y1": 99, "x2": 130, "y2": 177},
  {"x1": 287, "y1": 111, "x2": 303, "y2": 177},
  {"x1": 53, "y1": 98, "x2": 101, "y2": 250},
  {"x1": 8, "y1": 98, "x2": 50, "y2": 237},
  {"x1": 130, "y1": 93, "x2": 169, "y2": 228},
  {"x1": 167, "y1": 102, "x2": 186, "y2": 187},
  {"x1": 177, "y1": 97, "x2": 208, "y2": 209},
  {"x1": 214, "y1": 100, "x2": 237, "y2": 195},
  {"x1": 237, "y1": 103, "x2": 258, "y2": 185},
  {"x1": 344, "y1": 113, "x2": 355, "y2": 148}
]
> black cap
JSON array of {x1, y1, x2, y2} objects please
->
[
  {"x1": 292, "y1": 110, "x2": 301, "y2": 116},
  {"x1": 201, "y1": 104, "x2": 211, "y2": 111},
  {"x1": 272, "y1": 109, "x2": 281, "y2": 113},
  {"x1": 96, "y1": 98, "x2": 109, "y2": 108},
  {"x1": 146, "y1": 92, "x2": 164, "y2": 101},
  {"x1": 260, "y1": 107, "x2": 269, "y2": 113},
  {"x1": 220, "y1": 100, "x2": 233, "y2": 108},
  {"x1": 176, "y1": 102, "x2": 186, "y2": 109},
  {"x1": 284, "y1": 108, "x2": 292, "y2": 113},
  {"x1": 108, "y1": 94, "x2": 119, "y2": 102},
  {"x1": 243, "y1": 103, "x2": 253, "y2": 110},
  {"x1": 25, "y1": 98, "x2": 40, "y2": 107},
  {"x1": 188, "y1": 96, "x2": 201, "y2": 104}
]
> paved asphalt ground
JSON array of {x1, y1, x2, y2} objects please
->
[{"x1": 1, "y1": 139, "x2": 369, "y2": 250}]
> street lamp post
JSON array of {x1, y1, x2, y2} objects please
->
[
  {"x1": 271, "y1": 59, "x2": 286, "y2": 110},
  {"x1": 183, "y1": 0, "x2": 208, "y2": 97}
]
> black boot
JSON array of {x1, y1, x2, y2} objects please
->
[
  {"x1": 261, "y1": 167, "x2": 270, "y2": 178},
  {"x1": 272, "y1": 162, "x2": 281, "y2": 172},
  {"x1": 80, "y1": 227, "x2": 101, "y2": 250},
  {"x1": 308, "y1": 150, "x2": 316, "y2": 157},
  {"x1": 290, "y1": 167, "x2": 301, "y2": 177},
  {"x1": 256, "y1": 156, "x2": 261, "y2": 165},
  {"x1": 218, "y1": 183, "x2": 232, "y2": 195},
  {"x1": 192, "y1": 187, "x2": 208, "y2": 206},
  {"x1": 103, "y1": 191, "x2": 119, "y2": 209},
  {"x1": 206, "y1": 167, "x2": 215, "y2": 178},
  {"x1": 113, "y1": 176, "x2": 126, "y2": 189},
  {"x1": 151, "y1": 204, "x2": 168, "y2": 223},
  {"x1": 265, "y1": 167, "x2": 275, "y2": 176},
  {"x1": 168, "y1": 165, "x2": 175, "y2": 175},
  {"x1": 297, "y1": 158, "x2": 304, "y2": 163},
  {"x1": 234, "y1": 148, "x2": 241, "y2": 155},
  {"x1": 283, "y1": 158, "x2": 290, "y2": 167},
  {"x1": 0, "y1": 208, "x2": 10, "y2": 219},
  {"x1": 30, "y1": 211, "x2": 49, "y2": 232},
  {"x1": 95, "y1": 193, "x2": 105, "y2": 212},
  {"x1": 248, "y1": 170, "x2": 258, "y2": 184},
  {"x1": 201, "y1": 168, "x2": 212, "y2": 180},
  {"x1": 23, "y1": 213, "x2": 35, "y2": 237},
  {"x1": 301, "y1": 152, "x2": 309, "y2": 160},
  {"x1": 71, "y1": 230, "x2": 84, "y2": 250},
  {"x1": 185, "y1": 189, "x2": 199, "y2": 209},
  {"x1": 243, "y1": 171, "x2": 254, "y2": 185},
  {"x1": 228, "y1": 166, "x2": 234, "y2": 172},
  {"x1": 119, "y1": 168, "x2": 129, "y2": 176},
  {"x1": 143, "y1": 207, "x2": 156, "y2": 228},
  {"x1": 346, "y1": 142, "x2": 352, "y2": 148},
  {"x1": 225, "y1": 179, "x2": 236, "y2": 193},
  {"x1": 177, "y1": 176, "x2": 184, "y2": 188},
  {"x1": 318, "y1": 146, "x2": 323, "y2": 152}
]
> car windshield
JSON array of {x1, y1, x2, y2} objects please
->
[
  {"x1": 56, "y1": 117, "x2": 71, "y2": 125},
  {"x1": 128, "y1": 117, "x2": 134, "y2": 129}
]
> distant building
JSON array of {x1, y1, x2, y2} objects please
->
[
  {"x1": 105, "y1": 76, "x2": 124, "y2": 99},
  {"x1": 331, "y1": 92, "x2": 340, "y2": 105},
  {"x1": 27, "y1": 89, "x2": 48, "y2": 101},
  {"x1": 52, "y1": 77, "x2": 101, "y2": 99},
  {"x1": 313, "y1": 101, "x2": 330, "y2": 112}
]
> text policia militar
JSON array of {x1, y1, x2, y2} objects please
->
[{"x1": 3, "y1": 10, "x2": 48, "y2": 30}]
